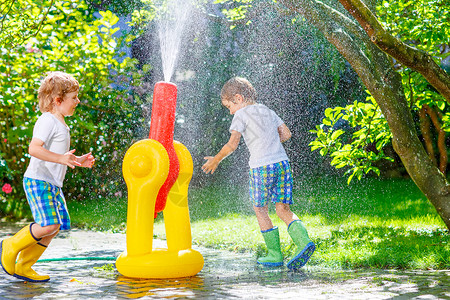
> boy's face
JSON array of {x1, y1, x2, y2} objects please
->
[
  {"x1": 56, "y1": 91, "x2": 80, "y2": 117},
  {"x1": 222, "y1": 94, "x2": 244, "y2": 115}
]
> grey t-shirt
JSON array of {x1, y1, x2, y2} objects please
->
[
  {"x1": 24, "y1": 112, "x2": 70, "y2": 187},
  {"x1": 229, "y1": 103, "x2": 288, "y2": 169}
]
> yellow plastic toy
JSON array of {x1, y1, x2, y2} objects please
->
[{"x1": 116, "y1": 82, "x2": 204, "y2": 278}]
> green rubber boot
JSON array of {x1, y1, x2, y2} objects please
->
[
  {"x1": 257, "y1": 227, "x2": 283, "y2": 267},
  {"x1": 286, "y1": 220, "x2": 315, "y2": 270}
]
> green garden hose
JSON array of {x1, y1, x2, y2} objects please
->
[{"x1": 37, "y1": 256, "x2": 117, "y2": 262}]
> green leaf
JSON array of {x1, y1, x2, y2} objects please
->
[
  {"x1": 323, "y1": 118, "x2": 332, "y2": 126},
  {"x1": 320, "y1": 148, "x2": 328, "y2": 156},
  {"x1": 331, "y1": 129, "x2": 344, "y2": 140},
  {"x1": 347, "y1": 172, "x2": 355, "y2": 185}
]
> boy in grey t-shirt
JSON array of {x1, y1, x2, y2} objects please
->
[{"x1": 202, "y1": 77, "x2": 315, "y2": 270}]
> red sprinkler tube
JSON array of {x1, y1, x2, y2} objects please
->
[{"x1": 149, "y1": 82, "x2": 180, "y2": 217}]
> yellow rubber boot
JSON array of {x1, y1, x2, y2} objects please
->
[
  {"x1": 14, "y1": 242, "x2": 50, "y2": 282},
  {"x1": 0, "y1": 223, "x2": 40, "y2": 276}
]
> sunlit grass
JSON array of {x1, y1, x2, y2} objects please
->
[
  {"x1": 69, "y1": 197, "x2": 127, "y2": 232},
  {"x1": 69, "y1": 176, "x2": 449, "y2": 270}
]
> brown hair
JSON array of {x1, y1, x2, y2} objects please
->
[
  {"x1": 221, "y1": 77, "x2": 257, "y2": 103},
  {"x1": 38, "y1": 71, "x2": 79, "y2": 112}
]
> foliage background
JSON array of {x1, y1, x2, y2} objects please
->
[
  {"x1": 1, "y1": 0, "x2": 449, "y2": 223},
  {"x1": 0, "y1": 0, "x2": 144, "y2": 217},
  {"x1": 308, "y1": 0, "x2": 450, "y2": 182}
]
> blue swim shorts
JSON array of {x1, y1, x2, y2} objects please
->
[
  {"x1": 23, "y1": 177, "x2": 71, "y2": 231},
  {"x1": 249, "y1": 160, "x2": 293, "y2": 207}
]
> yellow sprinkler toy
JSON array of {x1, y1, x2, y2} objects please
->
[{"x1": 116, "y1": 82, "x2": 204, "y2": 279}]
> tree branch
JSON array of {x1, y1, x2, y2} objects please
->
[
  {"x1": 0, "y1": 0, "x2": 55, "y2": 48},
  {"x1": 18, "y1": 0, "x2": 55, "y2": 45},
  {"x1": 337, "y1": 0, "x2": 450, "y2": 103},
  {"x1": 424, "y1": 104, "x2": 447, "y2": 175},
  {"x1": 279, "y1": 0, "x2": 382, "y2": 87},
  {"x1": 0, "y1": 0, "x2": 16, "y2": 33},
  {"x1": 419, "y1": 106, "x2": 437, "y2": 166}
]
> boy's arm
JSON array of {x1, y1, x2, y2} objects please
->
[
  {"x1": 202, "y1": 130, "x2": 241, "y2": 174},
  {"x1": 29, "y1": 138, "x2": 81, "y2": 169},
  {"x1": 278, "y1": 123, "x2": 292, "y2": 142}
]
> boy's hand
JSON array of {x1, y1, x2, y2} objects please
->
[
  {"x1": 76, "y1": 152, "x2": 95, "y2": 168},
  {"x1": 61, "y1": 149, "x2": 82, "y2": 169},
  {"x1": 202, "y1": 156, "x2": 219, "y2": 174},
  {"x1": 202, "y1": 132, "x2": 240, "y2": 175}
]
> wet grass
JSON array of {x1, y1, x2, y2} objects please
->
[
  {"x1": 68, "y1": 176, "x2": 450, "y2": 270},
  {"x1": 69, "y1": 197, "x2": 127, "y2": 232}
]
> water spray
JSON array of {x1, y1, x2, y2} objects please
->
[{"x1": 158, "y1": 0, "x2": 192, "y2": 82}]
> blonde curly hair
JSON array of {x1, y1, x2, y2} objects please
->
[{"x1": 38, "y1": 72, "x2": 79, "y2": 112}]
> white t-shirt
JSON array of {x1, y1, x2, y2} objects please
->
[
  {"x1": 24, "y1": 112, "x2": 70, "y2": 187},
  {"x1": 229, "y1": 103, "x2": 289, "y2": 169}
]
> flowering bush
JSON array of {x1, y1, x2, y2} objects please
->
[{"x1": 2, "y1": 183, "x2": 12, "y2": 194}]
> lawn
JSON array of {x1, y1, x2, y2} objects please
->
[{"x1": 68, "y1": 176, "x2": 449, "y2": 270}]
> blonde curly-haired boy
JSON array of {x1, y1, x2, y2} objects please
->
[{"x1": 1, "y1": 71, "x2": 95, "y2": 282}]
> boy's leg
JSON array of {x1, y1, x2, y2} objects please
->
[
  {"x1": 275, "y1": 203, "x2": 298, "y2": 226},
  {"x1": 14, "y1": 227, "x2": 59, "y2": 282},
  {"x1": 272, "y1": 161, "x2": 315, "y2": 269},
  {"x1": 250, "y1": 164, "x2": 277, "y2": 231},
  {"x1": 18, "y1": 178, "x2": 69, "y2": 281},
  {"x1": 271, "y1": 160, "x2": 295, "y2": 225},
  {"x1": 30, "y1": 223, "x2": 61, "y2": 239},
  {"x1": 286, "y1": 220, "x2": 315, "y2": 270},
  {"x1": 250, "y1": 165, "x2": 283, "y2": 266},
  {"x1": 253, "y1": 205, "x2": 273, "y2": 231},
  {"x1": 254, "y1": 206, "x2": 283, "y2": 266},
  {"x1": 0, "y1": 223, "x2": 41, "y2": 276},
  {"x1": 274, "y1": 197, "x2": 315, "y2": 270}
]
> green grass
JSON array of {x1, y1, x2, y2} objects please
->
[
  {"x1": 68, "y1": 176, "x2": 450, "y2": 270},
  {"x1": 69, "y1": 196, "x2": 127, "y2": 232}
]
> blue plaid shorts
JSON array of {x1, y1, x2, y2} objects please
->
[
  {"x1": 23, "y1": 177, "x2": 71, "y2": 230},
  {"x1": 249, "y1": 160, "x2": 293, "y2": 207}
]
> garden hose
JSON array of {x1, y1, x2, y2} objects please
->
[{"x1": 37, "y1": 256, "x2": 117, "y2": 262}]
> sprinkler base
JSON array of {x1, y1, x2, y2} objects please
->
[{"x1": 116, "y1": 248, "x2": 204, "y2": 279}]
